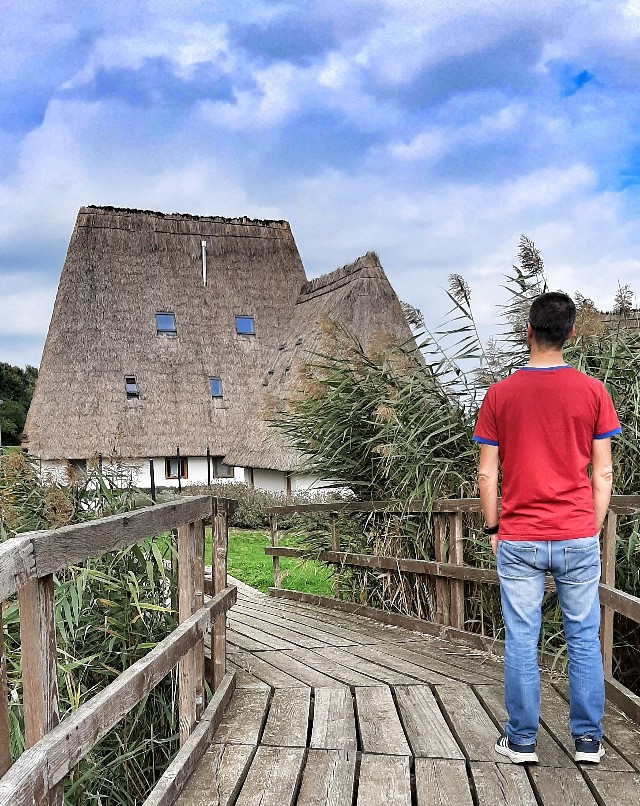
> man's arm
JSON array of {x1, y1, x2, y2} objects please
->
[
  {"x1": 478, "y1": 443, "x2": 500, "y2": 554},
  {"x1": 592, "y1": 437, "x2": 614, "y2": 532}
]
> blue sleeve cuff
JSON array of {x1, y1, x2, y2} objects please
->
[
  {"x1": 594, "y1": 427, "x2": 622, "y2": 440},
  {"x1": 473, "y1": 436, "x2": 499, "y2": 446}
]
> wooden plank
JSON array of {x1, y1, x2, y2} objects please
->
[
  {"x1": 330, "y1": 513, "x2": 340, "y2": 599},
  {"x1": 539, "y1": 682, "x2": 633, "y2": 771},
  {"x1": 231, "y1": 602, "x2": 357, "y2": 647},
  {"x1": 265, "y1": 548, "x2": 500, "y2": 585},
  {"x1": 355, "y1": 687, "x2": 410, "y2": 755},
  {"x1": 284, "y1": 648, "x2": 385, "y2": 686},
  {"x1": 313, "y1": 647, "x2": 420, "y2": 685},
  {"x1": 234, "y1": 746, "x2": 305, "y2": 806},
  {"x1": 212, "y1": 689, "x2": 270, "y2": 746},
  {"x1": 142, "y1": 672, "x2": 236, "y2": 806},
  {"x1": 604, "y1": 677, "x2": 640, "y2": 726},
  {"x1": 0, "y1": 607, "x2": 11, "y2": 776},
  {"x1": 173, "y1": 744, "x2": 254, "y2": 806},
  {"x1": 226, "y1": 629, "x2": 274, "y2": 652},
  {"x1": 268, "y1": 589, "x2": 512, "y2": 658},
  {"x1": 296, "y1": 749, "x2": 356, "y2": 806},
  {"x1": 261, "y1": 688, "x2": 310, "y2": 747},
  {"x1": 392, "y1": 638, "x2": 503, "y2": 683},
  {"x1": 470, "y1": 762, "x2": 537, "y2": 806},
  {"x1": 310, "y1": 688, "x2": 357, "y2": 750},
  {"x1": 600, "y1": 512, "x2": 617, "y2": 678},
  {"x1": 415, "y1": 759, "x2": 473, "y2": 806},
  {"x1": 528, "y1": 766, "x2": 598, "y2": 805},
  {"x1": 31, "y1": 496, "x2": 213, "y2": 576},
  {"x1": 212, "y1": 499, "x2": 229, "y2": 690},
  {"x1": 435, "y1": 683, "x2": 499, "y2": 762},
  {"x1": 475, "y1": 684, "x2": 574, "y2": 768},
  {"x1": 226, "y1": 618, "x2": 298, "y2": 650},
  {"x1": 255, "y1": 651, "x2": 349, "y2": 689},
  {"x1": 179, "y1": 521, "x2": 200, "y2": 745},
  {"x1": 583, "y1": 769, "x2": 640, "y2": 805},
  {"x1": 226, "y1": 661, "x2": 270, "y2": 691},
  {"x1": 230, "y1": 650, "x2": 309, "y2": 689},
  {"x1": 348, "y1": 644, "x2": 452, "y2": 684},
  {"x1": 0, "y1": 535, "x2": 36, "y2": 600},
  {"x1": 448, "y1": 512, "x2": 465, "y2": 630},
  {"x1": 270, "y1": 513, "x2": 282, "y2": 589},
  {"x1": 376, "y1": 641, "x2": 495, "y2": 685},
  {"x1": 356, "y1": 754, "x2": 411, "y2": 806},
  {"x1": 230, "y1": 610, "x2": 326, "y2": 648},
  {"x1": 598, "y1": 584, "x2": 640, "y2": 625},
  {"x1": 394, "y1": 685, "x2": 464, "y2": 759},
  {"x1": 0, "y1": 586, "x2": 237, "y2": 805}
]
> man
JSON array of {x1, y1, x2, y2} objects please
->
[{"x1": 473, "y1": 291, "x2": 620, "y2": 765}]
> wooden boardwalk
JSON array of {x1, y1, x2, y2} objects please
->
[{"x1": 175, "y1": 580, "x2": 640, "y2": 806}]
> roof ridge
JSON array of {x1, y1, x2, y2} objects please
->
[
  {"x1": 81, "y1": 205, "x2": 290, "y2": 227},
  {"x1": 298, "y1": 251, "x2": 383, "y2": 298}
]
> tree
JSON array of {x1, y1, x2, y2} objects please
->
[{"x1": 0, "y1": 362, "x2": 38, "y2": 446}]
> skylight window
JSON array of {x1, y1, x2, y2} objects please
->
[
  {"x1": 156, "y1": 312, "x2": 177, "y2": 336},
  {"x1": 235, "y1": 315, "x2": 255, "y2": 335},
  {"x1": 210, "y1": 377, "x2": 223, "y2": 398},
  {"x1": 125, "y1": 376, "x2": 139, "y2": 398}
]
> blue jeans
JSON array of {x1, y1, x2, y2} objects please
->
[{"x1": 497, "y1": 536, "x2": 604, "y2": 746}]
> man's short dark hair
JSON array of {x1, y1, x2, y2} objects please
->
[{"x1": 528, "y1": 292, "x2": 576, "y2": 349}]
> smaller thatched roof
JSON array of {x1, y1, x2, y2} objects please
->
[{"x1": 223, "y1": 252, "x2": 417, "y2": 471}]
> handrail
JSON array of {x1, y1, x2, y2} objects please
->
[
  {"x1": 0, "y1": 495, "x2": 237, "y2": 806},
  {"x1": 266, "y1": 496, "x2": 640, "y2": 723}
]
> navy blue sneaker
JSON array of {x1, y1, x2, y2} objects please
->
[
  {"x1": 574, "y1": 737, "x2": 605, "y2": 763},
  {"x1": 495, "y1": 735, "x2": 539, "y2": 764}
]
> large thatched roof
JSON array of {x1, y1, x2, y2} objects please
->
[{"x1": 24, "y1": 207, "x2": 415, "y2": 470}]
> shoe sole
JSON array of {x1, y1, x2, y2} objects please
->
[
  {"x1": 495, "y1": 743, "x2": 539, "y2": 764},
  {"x1": 575, "y1": 748, "x2": 605, "y2": 763}
]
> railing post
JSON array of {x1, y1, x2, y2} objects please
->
[
  {"x1": 178, "y1": 520, "x2": 204, "y2": 745},
  {"x1": 434, "y1": 514, "x2": 449, "y2": 626},
  {"x1": 211, "y1": 498, "x2": 230, "y2": 691},
  {"x1": 0, "y1": 607, "x2": 11, "y2": 777},
  {"x1": 600, "y1": 511, "x2": 617, "y2": 680},
  {"x1": 270, "y1": 513, "x2": 282, "y2": 589},
  {"x1": 18, "y1": 574, "x2": 62, "y2": 805},
  {"x1": 448, "y1": 512, "x2": 465, "y2": 630},
  {"x1": 330, "y1": 513, "x2": 340, "y2": 599}
]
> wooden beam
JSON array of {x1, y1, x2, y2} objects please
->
[
  {"x1": 17, "y1": 575, "x2": 61, "y2": 805},
  {"x1": 0, "y1": 587, "x2": 237, "y2": 806},
  {"x1": 212, "y1": 500, "x2": 229, "y2": 690},
  {"x1": 448, "y1": 512, "x2": 465, "y2": 630},
  {"x1": 0, "y1": 607, "x2": 11, "y2": 777},
  {"x1": 600, "y1": 512, "x2": 617, "y2": 679},
  {"x1": 604, "y1": 677, "x2": 640, "y2": 725},
  {"x1": 178, "y1": 521, "x2": 200, "y2": 745},
  {"x1": 270, "y1": 513, "x2": 282, "y2": 590},
  {"x1": 141, "y1": 671, "x2": 236, "y2": 806},
  {"x1": 0, "y1": 535, "x2": 36, "y2": 601},
  {"x1": 30, "y1": 496, "x2": 213, "y2": 577},
  {"x1": 434, "y1": 516, "x2": 449, "y2": 626},
  {"x1": 598, "y1": 584, "x2": 640, "y2": 625}
]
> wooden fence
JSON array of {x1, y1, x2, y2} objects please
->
[
  {"x1": 0, "y1": 495, "x2": 237, "y2": 806},
  {"x1": 266, "y1": 495, "x2": 640, "y2": 723}
]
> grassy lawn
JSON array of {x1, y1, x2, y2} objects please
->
[{"x1": 205, "y1": 527, "x2": 334, "y2": 596}]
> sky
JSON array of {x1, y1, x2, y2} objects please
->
[{"x1": 2, "y1": 0, "x2": 640, "y2": 368}]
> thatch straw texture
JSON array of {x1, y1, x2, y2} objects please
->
[{"x1": 25, "y1": 209, "x2": 415, "y2": 472}]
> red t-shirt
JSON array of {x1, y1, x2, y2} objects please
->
[{"x1": 473, "y1": 366, "x2": 621, "y2": 540}]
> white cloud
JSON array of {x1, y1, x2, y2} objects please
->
[{"x1": 0, "y1": 285, "x2": 56, "y2": 338}]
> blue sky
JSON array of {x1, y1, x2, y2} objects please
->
[{"x1": 2, "y1": 0, "x2": 640, "y2": 367}]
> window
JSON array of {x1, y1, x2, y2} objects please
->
[
  {"x1": 69, "y1": 459, "x2": 87, "y2": 477},
  {"x1": 210, "y1": 377, "x2": 223, "y2": 398},
  {"x1": 235, "y1": 315, "x2": 255, "y2": 335},
  {"x1": 213, "y1": 456, "x2": 234, "y2": 478},
  {"x1": 156, "y1": 312, "x2": 177, "y2": 336},
  {"x1": 125, "y1": 375, "x2": 139, "y2": 399},
  {"x1": 165, "y1": 457, "x2": 188, "y2": 479}
]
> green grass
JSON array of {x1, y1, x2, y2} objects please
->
[{"x1": 205, "y1": 527, "x2": 334, "y2": 596}]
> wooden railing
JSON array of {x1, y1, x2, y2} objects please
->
[
  {"x1": 0, "y1": 495, "x2": 237, "y2": 806},
  {"x1": 266, "y1": 495, "x2": 640, "y2": 723}
]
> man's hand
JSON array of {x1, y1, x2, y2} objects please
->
[{"x1": 491, "y1": 533, "x2": 499, "y2": 556}]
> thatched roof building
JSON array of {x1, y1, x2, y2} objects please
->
[{"x1": 24, "y1": 206, "x2": 415, "y2": 490}]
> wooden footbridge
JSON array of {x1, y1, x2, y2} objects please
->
[{"x1": 1, "y1": 495, "x2": 640, "y2": 805}]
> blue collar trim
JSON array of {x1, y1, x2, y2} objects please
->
[{"x1": 518, "y1": 365, "x2": 572, "y2": 371}]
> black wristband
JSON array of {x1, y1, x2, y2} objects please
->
[{"x1": 483, "y1": 523, "x2": 499, "y2": 535}]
